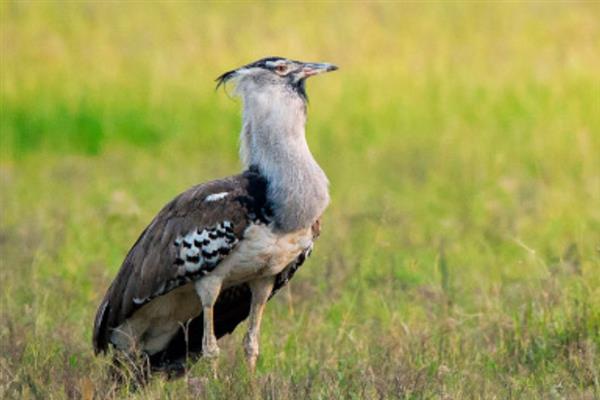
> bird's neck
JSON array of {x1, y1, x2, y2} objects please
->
[{"x1": 240, "y1": 92, "x2": 329, "y2": 233}]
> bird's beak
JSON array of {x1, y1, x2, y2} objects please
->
[{"x1": 299, "y1": 62, "x2": 339, "y2": 78}]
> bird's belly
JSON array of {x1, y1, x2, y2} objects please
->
[{"x1": 216, "y1": 223, "x2": 314, "y2": 288}]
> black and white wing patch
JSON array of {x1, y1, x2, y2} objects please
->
[
  {"x1": 174, "y1": 221, "x2": 238, "y2": 273},
  {"x1": 131, "y1": 221, "x2": 239, "y2": 307}
]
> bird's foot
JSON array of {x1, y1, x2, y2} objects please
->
[
  {"x1": 202, "y1": 344, "x2": 220, "y2": 359},
  {"x1": 243, "y1": 333, "x2": 259, "y2": 373},
  {"x1": 202, "y1": 340, "x2": 220, "y2": 379},
  {"x1": 246, "y1": 354, "x2": 258, "y2": 373}
]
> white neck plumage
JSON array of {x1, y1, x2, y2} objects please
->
[{"x1": 239, "y1": 87, "x2": 329, "y2": 232}]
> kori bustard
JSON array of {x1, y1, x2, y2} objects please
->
[{"x1": 92, "y1": 57, "x2": 338, "y2": 374}]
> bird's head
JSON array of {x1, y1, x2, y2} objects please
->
[{"x1": 216, "y1": 56, "x2": 338, "y2": 103}]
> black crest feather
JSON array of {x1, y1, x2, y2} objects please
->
[{"x1": 215, "y1": 56, "x2": 289, "y2": 90}]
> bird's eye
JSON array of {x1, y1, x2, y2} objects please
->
[{"x1": 275, "y1": 65, "x2": 287, "y2": 74}]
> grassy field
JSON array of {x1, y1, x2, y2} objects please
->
[{"x1": 1, "y1": 2, "x2": 599, "y2": 398}]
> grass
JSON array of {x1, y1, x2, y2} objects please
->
[{"x1": 1, "y1": 1, "x2": 599, "y2": 398}]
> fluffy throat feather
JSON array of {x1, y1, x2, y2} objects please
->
[{"x1": 240, "y1": 92, "x2": 329, "y2": 233}]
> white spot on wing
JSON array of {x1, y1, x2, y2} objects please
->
[
  {"x1": 153, "y1": 282, "x2": 166, "y2": 297},
  {"x1": 192, "y1": 230, "x2": 209, "y2": 242},
  {"x1": 96, "y1": 301, "x2": 108, "y2": 326},
  {"x1": 204, "y1": 192, "x2": 229, "y2": 202}
]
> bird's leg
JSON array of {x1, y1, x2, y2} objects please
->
[
  {"x1": 194, "y1": 277, "x2": 223, "y2": 359},
  {"x1": 244, "y1": 276, "x2": 275, "y2": 372}
]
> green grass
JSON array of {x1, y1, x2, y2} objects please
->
[{"x1": 1, "y1": 2, "x2": 599, "y2": 398}]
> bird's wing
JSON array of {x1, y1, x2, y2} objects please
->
[{"x1": 92, "y1": 169, "x2": 270, "y2": 354}]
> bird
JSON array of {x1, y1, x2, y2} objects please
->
[{"x1": 92, "y1": 57, "x2": 338, "y2": 376}]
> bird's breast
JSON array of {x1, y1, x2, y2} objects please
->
[{"x1": 215, "y1": 223, "x2": 314, "y2": 288}]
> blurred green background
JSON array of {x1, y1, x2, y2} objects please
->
[{"x1": 1, "y1": 2, "x2": 599, "y2": 398}]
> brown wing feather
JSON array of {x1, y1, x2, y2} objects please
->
[{"x1": 93, "y1": 169, "x2": 270, "y2": 353}]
